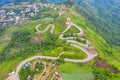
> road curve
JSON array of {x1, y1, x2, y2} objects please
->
[
  {"x1": 36, "y1": 24, "x2": 55, "y2": 34},
  {"x1": 16, "y1": 56, "x2": 57, "y2": 74},
  {"x1": 65, "y1": 44, "x2": 97, "y2": 63}
]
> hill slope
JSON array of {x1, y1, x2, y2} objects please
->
[
  {"x1": 75, "y1": 0, "x2": 120, "y2": 46},
  {"x1": 0, "y1": 9, "x2": 120, "y2": 79},
  {"x1": 0, "y1": 1, "x2": 120, "y2": 80}
]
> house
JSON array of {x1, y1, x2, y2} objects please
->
[
  {"x1": 58, "y1": 77, "x2": 63, "y2": 80},
  {"x1": 7, "y1": 10, "x2": 15, "y2": 16},
  {"x1": 0, "y1": 10, "x2": 6, "y2": 21}
]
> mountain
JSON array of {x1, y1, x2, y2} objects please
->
[
  {"x1": 0, "y1": 0, "x2": 69, "y2": 4},
  {"x1": 0, "y1": 0, "x2": 120, "y2": 80},
  {"x1": 75, "y1": 0, "x2": 120, "y2": 46}
]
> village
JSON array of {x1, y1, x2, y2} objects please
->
[
  {"x1": 0, "y1": 2, "x2": 65, "y2": 26},
  {"x1": 6, "y1": 59, "x2": 63, "y2": 80}
]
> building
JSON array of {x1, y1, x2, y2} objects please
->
[
  {"x1": 58, "y1": 77, "x2": 63, "y2": 80},
  {"x1": 0, "y1": 10, "x2": 6, "y2": 22}
]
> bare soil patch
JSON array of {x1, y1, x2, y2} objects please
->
[
  {"x1": 31, "y1": 37, "x2": 42, "y2": 43},
  {"x1": 94, "y1": 58, "x2": 120, "y2": 73}
]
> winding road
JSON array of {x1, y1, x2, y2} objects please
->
[
  {"x1": 36, "y1": 24, "x2": 55, "y2": 34},
  {"x1": 6, "y1": 18, "x2": 98, "y2": 80},
  {"x1": 34, "y1": 17, "x2": 98, "y2": 63}
]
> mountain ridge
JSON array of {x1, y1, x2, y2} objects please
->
[{"x1": 75, "y1": 0, "x2": 120, "y2": 46}]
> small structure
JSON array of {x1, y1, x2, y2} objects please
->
[
  {"x1": 58, "y1": 77, "x2": 63, "y2": 80},
  {"x1": 23, "y1": 66, "x2": 26, "y2": 69},
  {"x1": 63, "y1": 7, "x2": 70, "y2": 11},
  {"x1": 6, "y1": 73, "x2": 19, "y2": 80},
  {"x1": 0, "y1": 10, "x2": 6, "y2": 22},
  {"x1": 54, "y1": 71, "x2": 59, "y2": 76},
  {"x1": 54, "y1": 69, "x2": 59, "y2": 76},
  {"x1": 27, "y1": 75, "x2": 31, "y2": 80},
  {"x1": 66, "y1": 17, "x2": 73, "y2": 25},
  {"x1": 35, "y1": 31, "x2": 40, "y2": 35},
  {"x1": 36, "y1": 68, "x2": 39, "y2": 72},
  {"x1": 37, "y1": 60, "x2": 41, "y2": 64},
  {"x1": 8, "y1": 71, "x2": 15, "y2": 76},
  {"x1": 59, "y1": 10, "x2": 65, "y2": 17}
]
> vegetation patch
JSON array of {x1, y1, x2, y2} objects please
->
[
  {"x1": 65, "y1": 26, "x2": 80, "y2": 34},
  {"x1": 19, "y1": 61, "x2": 44, "y2": 80},
  {"x1": 94, "y1": 58, "x2": 120, "y2": 73},
  {"x1": 58, "y1": 63, "x2": 95, "y2": 80}
]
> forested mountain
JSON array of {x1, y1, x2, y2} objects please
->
[
  {"x1": 75, "y1": 0, "x2": 120, "y2": 46},
  {"x1": 0, "y1": 0, "x2": 33, "y2": 3},
  {"x1": 41, "y1": 0, "x2": 68, "y2": 4},
  {"x1": 0, "y1": 0, "x2": 68, "y2": 3}
]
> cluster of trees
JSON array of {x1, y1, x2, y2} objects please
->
[
  {"x1": 0, "y1": 30, "x2": 60, "y2": 63},
  {"x1": 19, "y1": 61, "x2": 44, "y2": 80},
  {"x1": 0, "y1": 30, "x2": 31, "y2": 62},
  {"x1": 19, "y1": 66, "x2": 35, "y2": 80},
  {"x1": 9, "y1": 31, "x2": 31, "y2": 47}
]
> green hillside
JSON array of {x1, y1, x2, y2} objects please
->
[
  {"x1": 0, "y1": 8, "x2": 120, "y2": 79},
  {"x1": 0, "y1": 1, "x2": 120, "y2": 80},
  {"x1": 75, "y1": 0, "x2": 120, "y2": 46}
]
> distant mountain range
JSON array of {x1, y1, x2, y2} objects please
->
[
  {"x1": 0, "y1": 0, "x2": 68, "y2": 4},
  {"x1": 42, "y1": 0, "x2": 68, "y2": 3},
  {"x1": 1, "y1": 0, "x2": 120, "y2": 4}
]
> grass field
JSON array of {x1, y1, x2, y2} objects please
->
[
  {"x1": 58, "y1": 63, "x2": 95, "y2": 80},
  {"x1": 65, "y1": 26, "x2": 80, "y2": 34},
  {"x1": 0, "y1": 57, "x2": 22, "y2": 79}
]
